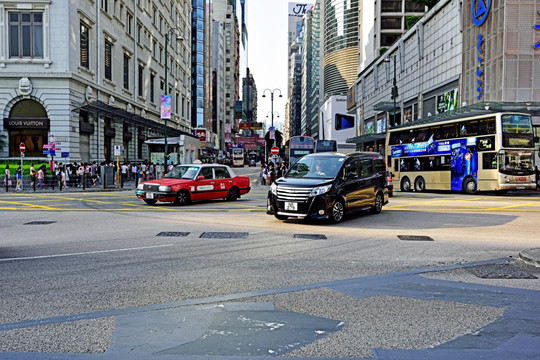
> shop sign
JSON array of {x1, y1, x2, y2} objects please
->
[
  {"x1": 4, "y1": 118, "x2": 49, "y2": 129},
  {"x1": 472, "y1": 0, "x2": 490, "y2": 100}
]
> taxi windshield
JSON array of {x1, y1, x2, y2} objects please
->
[
  {"x1": 164, "y1": 166, "x2": 200, "y2": 180},
  {"x1": 286, "y1": 156, "x2": 343, "y2": 179}
]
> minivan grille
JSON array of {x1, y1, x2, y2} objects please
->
[{"x1": 276, "y1": 186, "x2": 312, "y2": 202}]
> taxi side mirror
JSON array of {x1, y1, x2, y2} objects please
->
[{"x1": 197, "y1": 176, "x2": 205, "y2": 180}]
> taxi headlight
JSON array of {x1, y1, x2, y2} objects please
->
[
  {"x1": 158, "y1": 185, "x2": 171, "y2": 192},
  {"x1": 137, "y1": 183, "x2": 144, "y2": 190},
  {"x1": 310, "y1": 184, "x2": 332, "y2": 197},
  {"x1": 270, "y1": 182, "x2": 278, "y2": 195}
]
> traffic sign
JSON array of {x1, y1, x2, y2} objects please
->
[
  {"x1": 61, "y1": 152, "x2": 69, "y2": 158},
  {"x1": 19, "y1": 143, "x2": 26, "y2": 153},
  {"x1": 43, "y1": 144, "x2": 54, "y2": 149},
  {"x1": 43, "y1": 150, "x2": 50, "y2": 155},
  {"x1": 271, "y1": 146, "x2": 279, "y2": 155}
]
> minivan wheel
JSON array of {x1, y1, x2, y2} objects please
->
[
  {"x1": 401, "y1": 178, "x2": 412, "y2": 192},
  {"x1": 330, "y1": 199, "x2": 345, "y2": 223},
  {"x1": 371, "y1": 193, "x2": 383, "y2": 214}
]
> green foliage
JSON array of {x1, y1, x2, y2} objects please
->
[
  {"x1": 0, "y1": 160, "x2": 49, "y2": 176},
  {"x1": 379, "y1": 47, "x2": 388, "y2": 57},
  {"x1": 406, "y1": 16, "x2": 421, "y2": 29}
]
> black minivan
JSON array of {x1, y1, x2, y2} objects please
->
[{"x1": 267, "y1": 152, "x2": 389, "y2": 223}]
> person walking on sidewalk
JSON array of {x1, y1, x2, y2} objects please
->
[
  {"x1": 4, "y1": 165, "x2": 11, "y2": 192},
  {"x1": 15, "y1": 165, "x2": 22, "y2": 191},
  {"x1": 37, "y1": 166, "x2": 45, "y2": 190}
]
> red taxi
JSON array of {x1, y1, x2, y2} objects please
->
[{"x1": 136, "y1": 164, "x2": 251, "y2": 205}]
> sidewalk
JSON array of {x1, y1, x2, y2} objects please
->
[{"x1": 4, "y1": 178, "x2": 136, "y2": 193}]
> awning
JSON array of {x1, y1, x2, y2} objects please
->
[
  {"x1": 145, "y1": 137, "x2": 182, "y2": 145},
  {"x1": 347, "y1": 133, "x2": 386, "y2": 144},
  {"x1": 72, "y1": 100, "x2": 196, "y2": 139}
]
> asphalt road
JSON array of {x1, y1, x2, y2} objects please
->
[{"x1": 0, "y1": 166, "x2": 539, "y2": 359}]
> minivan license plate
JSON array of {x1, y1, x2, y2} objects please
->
[{"x1": 284, "y1": 202, "x2": 297, "y2": 211}]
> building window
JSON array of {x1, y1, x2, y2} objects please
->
[
  {"x1": 101, "y1": 0, "x2": 109, "y2": 13},
  {"x1": 138, "y1": 64, "x2": 144, "y2": 97},
  {"x1": 381, "y1": 33, "x2": 401, "y2": 47},
  {"x1": 126, "y1": 13, "x2": 133, "y2": 35},
  {"x1": 137, "y1": 23, "x2": 142, "y2": 43},
  {"x1": 381, "y1": 17, "x2": 401, "y2": 30},
  {"x1": 123, "y1": 53, "x2": 130, "y2": 89},
  {"x1": 8, "y1": 12, "x2": 43, "y2": 58},
  {"x1": 381, "y1": 0, "x2": 402, "y2": 12},
  {"x1": 150, "y1": 73, "x2": 155, "y2": 102},
  {"x1": 80, "y1": 22, "x2": 90, "y2": 68},
  {"x1": 104, "y1": 40, "x2": 112, "y2": 80}
]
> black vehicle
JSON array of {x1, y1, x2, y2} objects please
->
[{"x1": 267, "y1": 152, "x2": 389, "y2": 223}]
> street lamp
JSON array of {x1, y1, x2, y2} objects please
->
[
  {"x1": 384, "y1": 55, "x2": 398, "y2": 128},
  {"x1": 262, "y1": 89, "x2": 283, "y2": 128},
  {"x1": 163, "y1": 29, "x2": 184, "y2": 168}
]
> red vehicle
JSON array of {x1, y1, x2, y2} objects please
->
[{"x1": 136, "y1": 164, "x2": 251, "y2": 205}]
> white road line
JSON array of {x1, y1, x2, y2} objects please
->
[{"x1": 0, "y1": 244, "x2": 175, "y2": 262}]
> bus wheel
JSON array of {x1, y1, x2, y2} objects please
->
[
  {"x1": 414, "y1": 177, "x2": 426, "y2": 192},
  {"x1": 463, "y1": 178, "x2": 477, "y2": 194},
  {"x1": 400, "y1": 177, "x2": 412, "y2": 192}
]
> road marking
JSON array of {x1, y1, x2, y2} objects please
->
[{"x1": 0, "y1": 244, "x2": 175, "y2": 262}]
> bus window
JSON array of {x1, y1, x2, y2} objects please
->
[
  {"x1": 482, "y1": 153, "x2": 497, "y2": 170},
  {"x1": 460, "y1": 120, "x2": 478, "y2": 136},
  {"x1": 478, "y1": 118, "x2": 496, "y2": 135},
  {"x1": 416, "y1": 128, "x2": 430, "y2": 142},
  {"x1": 441, "y1": 124, "x2": 457, "y2": 139}
]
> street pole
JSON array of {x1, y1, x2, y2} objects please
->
[
  {"x1": 392, "y1": 55, "x2": 396, "y2": 128},
  {"x1": 164, "y1": 33, "x2": 169, "y2": 167}
]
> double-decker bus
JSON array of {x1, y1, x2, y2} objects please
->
[
  {"x1": 386, "y1": 112, "x2": 536, "y2": 194},
  {"x1": 289, "y1": 136, "x2": 314, "y2": 165},
  {"x1": 232, "y1": 147, "x2": 245, "y2": 167}
]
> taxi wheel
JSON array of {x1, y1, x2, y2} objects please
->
[
  {"x1": 330, "y1": 199, "x2": 345, "y2": 223},
  {"x1": 144, "y1": 199, "x2": 157, "y2": 205},
  {"x1": 227, "y1": 187, "x2": 240, "y2": 201},
  {"x1": 174, "y1": 190, "x2": 190, "y2": 206}
]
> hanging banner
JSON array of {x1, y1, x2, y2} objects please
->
[
  {"x1": 160, "y1": 95, "x2": 171, "y2": 119},
  {"x1": 269, "y1": 126, "x2": 275, "y2": 140}
]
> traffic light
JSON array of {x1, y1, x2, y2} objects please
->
[{"x1": 390, "y1": 86, "x2": 398, "y2": 100}]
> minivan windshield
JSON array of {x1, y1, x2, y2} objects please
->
[{"x1": 286, "y1": 156, "x2": 344, "y2": 179}]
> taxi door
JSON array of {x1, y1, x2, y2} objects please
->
[
  {"x1": 212, "y1": 166, "x2": 232, "y2": 198},
  {"x1": 193, "y1": 167, "x2": 217, "y2": 200}
]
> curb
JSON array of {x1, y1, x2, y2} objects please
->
[{"x1": 518, "y1": 248, "x2": 540, "y2": 268}]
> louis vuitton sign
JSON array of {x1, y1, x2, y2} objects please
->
[{"x1": 4, "y1": 118, "x2": 50, "y2": 129}]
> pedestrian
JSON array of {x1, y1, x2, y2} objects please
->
[
  {"x1": 15, "y1": 165, "x2": 22, "y2": 191},
  {"x1": 30, "y1": 163, "x2": 37, "y2": 191},
  {"x1": 4, "y1": 164, "x2": 11, "y2": 192},
  {"x1": 37, "y1": 166, "x2": 45, "y2": 190}
]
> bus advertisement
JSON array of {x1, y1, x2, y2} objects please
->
[
  {"x1": 289, "y1": 136, "x2": 314, "y2": 165},
  {"x1": 232, "y1": 147, "x2": 245, "y2": 167},
  {"x1": 387, "y1": 112, "x2": 536, "y2": 194}
]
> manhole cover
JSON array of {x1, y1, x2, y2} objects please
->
[
  {"x1": 397, "y1": 235, "x2": 434, "y2": 241},
  {"x1": 467, "y1": 263, "x2": 538, "y2": 279},
  {"x1": 157, "y1": 232, "x2": 190, "y2": 237},
  {"x1": 294, "y1": 234, "x2": 327, "y2": 240},
  {"x1": 24, "y1": 221, "x2": 56, "y2": 225},
  {"x1": 200, "y1": 232, "x2": 249, "y2": 239}
]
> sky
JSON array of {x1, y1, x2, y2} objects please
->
[{"x1": 247, "y1": 0, "x2": 291, "y2": 132}]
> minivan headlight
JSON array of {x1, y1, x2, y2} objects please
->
[
  {"x1": 159, "y1": 185, "x2": 171, "y2": 192},
  {"x1": 310, "y1": 185, "x2": 332, "y2": 197},
  {"x1": 270, "y1": 182, "x2": 278, "y2": 195}
]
